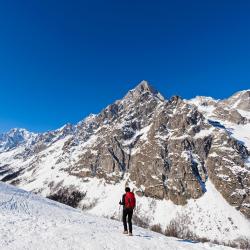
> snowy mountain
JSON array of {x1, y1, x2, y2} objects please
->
[
  {"x1": 0, "y1": 81, "x2": 250, "y2": 247},
  {"x1": 223, "y1": 90, "x2": 250, "y2": 111},
  {"x1": 188, "y1": 90, "x2": 250, "y2": 123},
  {"x1": 0, "y1": 128, "x2": 37, "y2": 153},
  {"x1": 0, "y1": 181, "x2": 236, "y2": 250}
]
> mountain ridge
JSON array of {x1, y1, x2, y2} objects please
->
[{"x1": 1, "y1": 82, "x2": 249, "y2": 138}]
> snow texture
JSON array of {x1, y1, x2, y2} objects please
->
[{"x1": 0, "y1": 182, "x2": 233, "y2": 250}]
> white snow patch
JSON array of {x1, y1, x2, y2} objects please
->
[
  {"x1": 0, "y1": 182, "x2": 231, "y2": 250},
  {"x1": 194, "y1": 127, "x2": 214, "y2": 139}
]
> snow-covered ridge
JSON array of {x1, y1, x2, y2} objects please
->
[
  {"x1": 187, "y1": 89, "x2": 250, "y2": 117},
  {"x1": 1, "y1": 85, "x2": 249, "y2": 155},
  {"x1": 0, "y1": 128, "x2": 37, "y2": 153},
  {"x1": 0, "y1": 181, "x2": 231, "y2": 250}
]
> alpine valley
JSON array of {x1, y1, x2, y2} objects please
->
[{"x1": 1, "y1": 81, "x2": 250, "y2": 247}]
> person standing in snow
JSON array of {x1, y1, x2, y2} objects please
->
[{"x1": 119, "y1": 187, "x2": 136, "y2": 236}]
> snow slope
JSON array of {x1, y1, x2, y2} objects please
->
[{"x1": 0, "y1": 182, "x2": 233, "y2": 250}]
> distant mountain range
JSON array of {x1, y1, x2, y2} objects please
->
[{"x1": 0, "y1": 81, "x2": 249, "y2": 245}]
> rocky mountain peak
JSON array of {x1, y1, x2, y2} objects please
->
[
  {"x1": 223, "y1": 89, "x2": 250, "y2": 111},
  {"x1": 123, "y1": 80, "x2": 165, "y2": 102},
  {"x1": 133, "y1": 80, "x2": 158, "y2": 94},
  {"x1": 6, "y1": 127, "x2": 30, "y2": 136}
]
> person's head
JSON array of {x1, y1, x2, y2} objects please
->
[{"x1": 125, "y1": 187, "x2": 130, "y2": 193}]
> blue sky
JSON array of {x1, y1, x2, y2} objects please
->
[{"x1": 0, "y1": 0, "x2": 250, "y2": 133}]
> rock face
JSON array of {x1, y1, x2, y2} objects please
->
[
  {"x1": 206, "y1": 132, "x2": 250, "y2": 216},
  {"x1": 0, "y1": 81, "x2": 250, "y2": 220}
]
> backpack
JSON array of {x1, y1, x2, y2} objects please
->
[{"x1": 125, "y1": 192, "x2": 136, "y2": 209}]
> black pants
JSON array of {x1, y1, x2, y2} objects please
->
[{"x1": 123, "y1": 208, "x2": 133, "y2": 233}]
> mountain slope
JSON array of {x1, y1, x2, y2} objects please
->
[
  {"x1": 0, "y1": 81, "x2": 249, "y2": 246},
  {"x1": 0, "y1": 181, "x2": 232, "y2": 250},
  {"x1": 187, "y1": 91, "x2": 250, "y2": 218}
]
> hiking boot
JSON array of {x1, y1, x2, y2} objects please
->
[
  {"x1": 128, "y1": 232, "x2": 133, "y2": 236},
  {"x1": 123, "y1": 231, "x2": 128, "y2": 234}
]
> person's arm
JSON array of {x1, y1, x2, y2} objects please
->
[{"x1": 119, "y1": 194, "x2": 125, "y2": 205}]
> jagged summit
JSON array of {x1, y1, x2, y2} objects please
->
[
  {"x1": 124, "y1": 80, "x2": 165, "y2": 101},
  {"x1": 0, "y1": 127, "x2": 37, "y2": 152},
  {"x1": 133, "y1": 80, "x2": 158, "y2": 95},
  {"x1": 3, "y1": 127, "x2": 30, "y2": 135}
]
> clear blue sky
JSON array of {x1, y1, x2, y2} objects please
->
[{"x1": 0, "y1": 0, "x2": 250, "y2": 133}]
